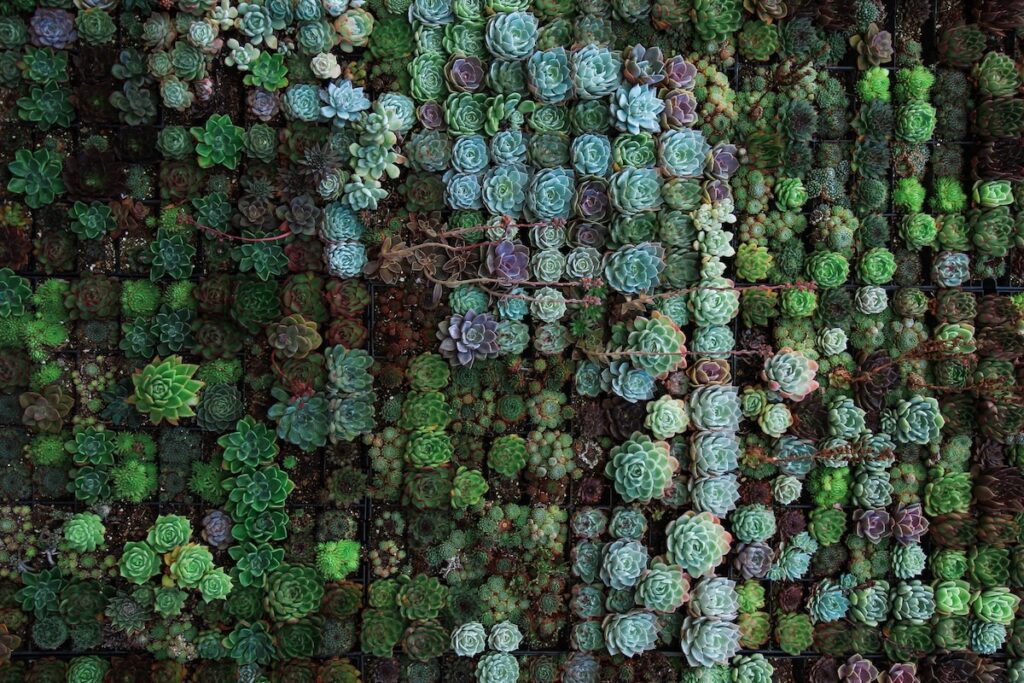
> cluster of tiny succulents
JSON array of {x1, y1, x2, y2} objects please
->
[{"x1": 0, "y1": 0, "x2": 1023, "y2": 681}]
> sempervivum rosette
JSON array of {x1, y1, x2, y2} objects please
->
[
  {"x1": 679, "y1": 615, "x2": 740, "y2": 667},
  {"x1": 665, "y1": 510, "x2": 731, "y2": 577},
  {"x1": 604, "y1": 431, "x2": 678, "y2": 503}
]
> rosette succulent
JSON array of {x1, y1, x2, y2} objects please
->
[
  {"x1": 605, "y1": 431, "x2": 678, "y2": 503},
  {"x1": 680, "y1": 616, "x2": 741, "y2": 667},
  {"x1": 609, "y1": 84, "x2": 664, "y2": 135},
  {"x1": 762, "y1": 348, "x2": 819, "y2": 402},
  {"x1": 666, "y1": 511, "x2": 732, "y2": 577},
  {"x1": 437, "y1": 310, "x2": 499, "y2": 367},
  {"x1": 602, "y1": 609, "x2": 659, "y2": 657}
]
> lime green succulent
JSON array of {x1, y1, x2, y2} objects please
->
[{"x1": 128, "y1": 356, "x2": 204, "y2": 426}]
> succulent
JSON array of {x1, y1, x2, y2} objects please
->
[
  {"x1": 128, "y1": 356, "x2": 204, "y2": 426},
  {"x1": 666, "y1": 511, "x2": 732, "y2": 577},
  {"x1": 437, "y1": 310, "x2": 500, "y2": 367},
  {"x1": 762, "y1": 348, "x2": 819, "y2": 402},
  {"x1": 605, "y1": 431, "x2": 678, "y2": 503},
  {"x1": 319, "y1": 80, "x2": 370, "y2": 128},
  {"x1": 485, "y1": 12, "x2": 538, "y2": 60},
  {"x1": 599, "y1": 539, "x2": 649, "y2": 589},
  {"x1": 635, "y1": 560, "x2": 689, "y2": 612},
  {"x1": 680, "y1": 615, "x2": 741, "y2": 667},
  {"x1": 609, "y1": 84, "x2": 664, "y2": 135},
  {"x1": 190, "y1": 115, "x2": 245, "y2": 170},
  {"x1": 572, "y1": 45, "x2": 622, "y2": 99},
  {"x1": 602, "y1": 609, "x2": 659, "y2": 657},
  {"x1": 604, "y1": 243, "x2": 664, "y2": 294},
  {"x1": 7, "y1": 148, "x2": 65, "y2": 209}
]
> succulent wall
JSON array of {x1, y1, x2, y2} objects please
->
[{"x1": 0, "y1": 0, "x2": 1023, "y2": 681}]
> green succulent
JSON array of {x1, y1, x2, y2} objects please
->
[
  {"x1": 118, "y1": 541, "x2": 161, "y2": 586},
  {"x1": 224, "y1": 465, "x2": 294, "y2": 521},
  {"x1": 228, "y1": 541, "x2": 285, "y2": 588},
  {"x1": 644, "y1": 395, "x2": 689, "y2": 440},
  {"x1": 190, "y1": 114, "x2": 245, "y2": 170},
  {"x1": 218, "y1": 416, "x2": 279, "y2": 474},
  {"x1": 146, "y1": 514, "x2": 192, "y2": 553},
  {"x1": 395, "y1": 574, "x2": 448, "y2": 621},
  {"x1": 128, "y1": 356, "x2": 204, "y2": 426},
  {"x1": 890, "y1": 580, "x2": 936, "y2": 624},
  {"x1": 62, "y1": 513, "x2": 105, "y2": 553},
  {"x1": 7, "y1": 148, "x2": 65, "y2": 209},
  {"x1": 451, "y1": 466, "x2": 488, "y2": 508},
  {"x1": 168, "y1": 543, "x2": 214, "y2": 588},
  {"x1": 65, "y1": 426, "x2": 116, "y2": 467},
  {"x1": 635, "y1": 560, "x2": 689, "y2": 612},
  {"x1": 488, "y1": 434, "x2": 528, "y2": 477},
  {"x1": 266, "y1": 563, "x2": 324, "y2": 622}
]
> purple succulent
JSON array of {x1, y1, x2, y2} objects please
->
[
  {"x1": 852, "y1": 508, "x2": 891, "y2": 543},
  {"x1": 891, "y1": 503, "x2": 928, "y2": 545},
  {"x1": 733, "y1": 542, "x2": 773, "y2": 579},
  {"x1": 201, "y1": 510, "x2": 233, "y2": 550},
  {"x1": 703, "y1": 179, "x2": 732, "y2": 203},
  {"x1": 247, "y1": 88, "x2": 281, "y2": 121},
  {"x1": 838, "y1": 655, "x2": 879, "y2": 683},
  {"x1": 30, "y1": 9, "x2": 76, "y2": 49},
  {"x1": 882, "y1": 663, "x2": 919, "y2": 683},
  {"x1": 664, "y1": 55, "x2": 697, "y2": 89},
  {"x1": 438, "y1": 310, "x2": 500, "y2": 367},
  {"x1": 622, "y1": 45, "x2": 665, "y2": 86},
  {"x1": 662, "y1": 89, "x2": 698, "y2": 129},
  {"x1": 569, "y1": 221, "x2": 608, "y2": 249},
  {"x1": 195, "y1": 78, "x2": 215, "y2": 102},
  {"x1": 446, "y1": 56, "x2": 486, "y2": 93},
  {"x1": 709, "y1": 143, "x2": 740, "y2": 180},
  {"x1": 485, "y1": 240, "x2": 530, "y2": 282},
  {"x1": 574, "y1": 179, "x2": 610, "y2": 221},
  {"x1": 418, "y1": 102, "x2": 445, "y2": 130}
]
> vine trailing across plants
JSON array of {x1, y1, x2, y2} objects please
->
[{"x1": 0, "y1": 0, "x2": 1022, "y2": 682}]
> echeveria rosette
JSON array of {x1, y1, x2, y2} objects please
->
[
  {"x1": 437, "y1": 310, "x2": 500, "y2": 367},
  {"x1": 570, "y1": 134, "x2": 612, "y2": 176},
  {"x1": 485, "y1": 11, "x2": 538, "y2": 60},
  {"x1": 689, "y1": 385, "x2": 741, "y2": 431},
  {"x1": 128, "y1": 356, "x2": 204, "y2": 426},
  {"x1": 605, "y1": 431, "x2": 678, "y2": 503},
  {"x1": 527, "y1": 47, "x2": 572, "y2": 104},
  {"x1": 118, "y1": 540, "x2": 161, "y2": 585},
  {"x1": 644, "y1": 395, "x2": 689, "y2": 440},
  {"x1": 972, "y1": 586, "x2": 1020, "y2": 625},
  {"x1": 691, "y1": 431, "x2": 739, "y2": 477},
  {"x1": 526, "y1": 167, "x2": 575, "y2": 219},
  {"x1": 599, "y1": 539, "x2": 649, "y2": 590},
  {"x1": 665, "y1": 510, "x2": 731, "y2": 578},
  {"x1": 679, "y1": 615, "x2": 741, "y2": 667},
  {"x1": 635, "y1": 560, "x2": 690, "y2": 612},
  {"x1": 762, "y1": 348, "x2": 819, "y2": 402},
  {"x1": 658, "y1": 128, "x2": 710, "y2": 178},
  {"x1": 609, "y1": 83, "x2": 664, "y2": 135},
  {"x1": 609, "y1": 168, "x2": 663, "y2": 215},
  {"x1": 889, "y1": 395, "x2": 944, "y2": 445},
  {"x1": 482, "y1": 164, "x2": 529, "y2": 218},
  {"x1": 604, "y1": 242, "x2": 664, "y2": 294},
  {"x1": 602, "y1": 609, "x2": 659, "y2": 657},
  {"x1": 571, "y1": 44, "x2": 622, "y2": 99},
  {"x1": 625, "y1": 312, "x2": 687, "y2": 377},
  {"x1": 450, "y1": 622, "x2": 486, "y2": 657}
]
